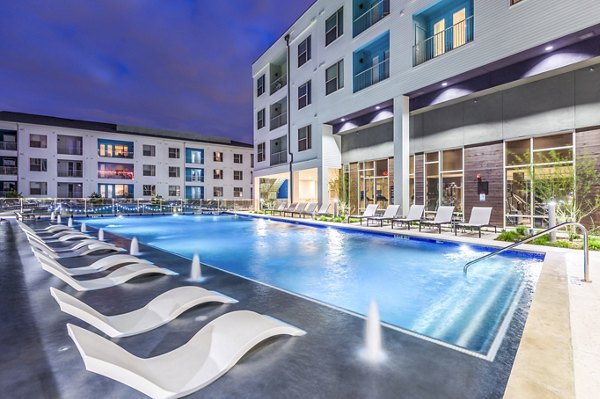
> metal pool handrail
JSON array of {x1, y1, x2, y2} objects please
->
[{"x1": 463, "y1": 222, "x2": 591, "y2": 282}]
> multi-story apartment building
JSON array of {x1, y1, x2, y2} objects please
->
[
  {"x1": 253, "y1": 0, "x2": 600, "y2": 228},
  {"x1": 0, "y1": 112, "x2": 253, "y2": 200}
]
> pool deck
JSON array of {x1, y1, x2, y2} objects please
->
[{"x1": 0, "y1": 214, "x2": 597, "y2": 398}]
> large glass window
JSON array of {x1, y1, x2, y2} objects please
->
[
  {"x1": 30, "y1": 134, "x2": 47, "y2": 148},
  {"x1": 143, "y1": 145, "x2": 155, "y2": 157},
  {"x1": 98, "y1": 139, "x2": 133, "y2": 158},
  {"x1": 186, "y1": 148, "x2": 204, "y2": 164},
  {"x1": 143, "y1": 164, "x2": 155, "y2": 177},
  {"x1": 256, "y1": 74, "x2": 265, "y2": 97},
  {"x1": 424, "y1": 149, "x2": 463, "y2": 215},
  {"x1": 30, "y1": 181, "x2": 47, "y2": 195},
  {"x1": 298, "y1": 125, "x2": 312, "y2": 152},
  {"x1": 30, "y1": 158, "x2": 47, "y2": 172},
  {"x1": 257, "y1": 109, "x2": 266, "y2": 130},
  {"x1": 298, "y1": 81, "x2": 311, "y2": 109},
  {"x1": 257, "y1": 143, "x2": 266, "y2": 162},
  {"x1": 505, "y1": 133, "x2": 574, "y2": 228},
  {"x1": 356, "y1": 159, "x2": 390, "y2": 211}
]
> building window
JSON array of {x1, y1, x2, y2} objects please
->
[
  {"x1": 298, "y1": 35, "x2": 311, "y2": 67},
  {"x1": 186, "y1": 168, "x2": 204, "y2": 182},
  {"x1": 143, "y1": 164, "x2": 156, "y2": 177},
  {"x1": 505, "y1": 133, "x2": 574, "y2": 228},
  {"x1": 98, "y1": 139, "x2": 133, "y2": 158},
  {"x1": 234, "y1": 153, "x2": 243, "y2": 164},
  {"x1": 257, "y1": 109, "x2": 266, "y2": 130},
  {"x1": 30, "y1": 134, "x2": 47, "y2": 148},
  {"x1": 97, "y1": 183, "x2": 132, "y2": 199},
  {"x1": 168, "y1": 185, "x2": 180, "y2": 197},
  {"x1": 214, "y1": 151, "x2": 223, "y2": 162},
  {"x1": 326, "y1": 7, "x2": 344, "y2": 46},
  {"x1": 326, "y1": 60, "x2": 344, "y2": 95},
  {"x1": 169, "y1": 166, "x2": 180, "y2": 178},
  {"x1": 257, "y1": 74, "x2": 265, "y2": 97},
  {"x1": 234, "y1": 170, "x2": 243, "y2": 180},
  {"x1": 30, "y1": 158, "x2": 47, "y2": 172},
  {"x1": 143, "y1": 185, "x2": 156, "y2": 196},
  {"x1": 298, "y1": 125, "x2": 312, "y2": 152},
  {"x1": 168, "y1": 147, "x2": 180, "y2": 159},
  {"x1": 425, "y1": 152, "x2": 440, "y2": 213},
  {"x1": 58, "y1": 182, "x2": 83, "y2": 198},
  {"x1": 214, "y1": 186, "x2": 223, "y2": 197},
  {"x1": 409, "y1": 155, "x2": 415, "y2": 205},
  {"x1": 510, "y1": 0, "x2": 523, "y2": 5},
  {"x1": 185, "y1": 186, "x2": 204, "y2": 200},
  {"x1": 143, "y1": 144, "x2": 156, "y2": 157},
  {"x1": 30, "y1": 182, "x2": 47, "y2": 195},
  {"x1": 257, "y1": 143, "x2": 266, "y2": 162},
  {"x1": 186, "y1": 148, "x2": 204, "y2": 164},
  {"x1": 57, "y1": 160, "x2": 83, "y2": 177},
  {"x1": 234, "y1": 187, "x2": 243, "y2": 198},
  {"x1": 213, "y1": 169, "x2": 223, "y2": 180},
  {"x1": 57, "y1": 135, "x2": 83, "y2": 156},
  {"x1": 298, "y1": 80, "x2": 311, "y2": 109},
  {"x1": 424, "y1": 149, "x2": 463, "y2": 216}
]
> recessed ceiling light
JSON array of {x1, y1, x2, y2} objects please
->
[
  {"x1": 341, "y1": 118, "x2": 346, "y2": 122},
  {"x1": 580, "y1": 32, "x2": 595, "y2": 40},
  {"x1": 441, "y1": 82, "x2": 448, "y2": 87},
  {"x1": 375, "y1": 106, "x2": 381, "y2": 110},
  {"x1": 545, "y1": 45, "x2": 554, "y2": 51}
]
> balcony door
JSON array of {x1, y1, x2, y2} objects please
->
[
  {"x1": 433, "y1": 19, "x2": 445, "y2": 57},
  {"x1": 452, "y1": 8, "x2": 467, "y2": 48}
]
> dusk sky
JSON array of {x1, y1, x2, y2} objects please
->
[{"x1": 0, "y1": 0, "x2": 314, "y2": 144}]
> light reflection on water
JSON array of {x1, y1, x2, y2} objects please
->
[{"x1": 83, "y1": 215, "x2": 543, "y2": 354}]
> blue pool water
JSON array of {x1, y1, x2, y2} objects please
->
[{"x1": 83, "y1": 214, "x2": 543, "y2": 355}]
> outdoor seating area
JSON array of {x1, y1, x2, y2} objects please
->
[{"x1": 13, "y1": 218, "x2": 306, "y2": 397}]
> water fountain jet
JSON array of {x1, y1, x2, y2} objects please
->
[
  {"x1": 67, "y1": 217, "x2": 73, "y2": 228},
  {"x1": 359, "y1": 299, "x2": 386, "y2": 364},
  {"x1": 50, "y1": 211, "x2": 56, "y2": 221},
  {"x1": 57, "y1": 214, "x2": 62, "y2": 224},
  {"x1": 188, "y1": 253, "x2": 206, "y2": 282},
  {"x1": 98, "y1": 228, "x2": 104, "y2": 241},
  {"x1": 80, "y1": 222, "x2": 87, "y2": 232},
  {"x1": 130, "y1": 237, "x2": 140, "y2": 255}
]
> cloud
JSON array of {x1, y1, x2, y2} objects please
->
[{"x1": 0, "y1": 0, "x2": 315, "y2": 143}]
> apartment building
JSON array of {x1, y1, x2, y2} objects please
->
[
  {"x1": 0, "y1": 112, "x2": 253, "y2": 200},
  {"x1": 252, "y1": 0, "x2": 600, "y2": 228}
]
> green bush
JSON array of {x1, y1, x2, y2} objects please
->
[
  {"x1": 515, "y1": 225, "x2": 528, "y2": 236},
  {"x1": 588, "y1": 237, "x2": 600, "y2": 251},
  {"x1": 496, "y1": 230, "x2": 523, "y2": 242}
]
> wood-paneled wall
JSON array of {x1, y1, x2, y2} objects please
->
[
  {"x1": 414, "y1": 153, "x2": 424, "y2": 205},
  {"x1": 464, "y1": 142, "x2": 504, "y2": 226},
  {"x1": 576, "y1": 128, "x2": 600, "y2": 228}
]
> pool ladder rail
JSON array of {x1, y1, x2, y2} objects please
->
[{"x1": 463, "y1": 222, "x2": 591, "y2": 283}]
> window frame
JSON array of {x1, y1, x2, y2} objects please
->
[
  {"x1": 233, "y1": 187, "x2": 244, "y2": 198},
  {"x1": 213, "y1": 169, "x2": 223, "y2": 180},
  {"x1": 257, "y1": 74, "x2": 265, "y2": 97},
  {"x1": 29, "y1": 157, "x2": 47, "y2": 172},
  {"x1": 168, "y1": 166, "x2": 180, "y2": 178},
  {"x1": 298, "y1": 125, "x2": 312, "y2": 152},
  {"x1": 298, "y1": 80, "x2": 312, "y2": 109},
  {"x1": 233, "y1": 170, "x2": 243, "y2": 180},
  {"x1": 142, "y1": 164, "x2": 156, "y2": 177},
  {"x1": 257, "y1": 108, "x2": 266, "y2": 130},
  {"x1": 298, "y1": 35, "x2": 311, "y2": 67},
  {"x1": 257, "y1": 143, "x2": 266, "y2": 162},
  {"x1": 325, "y1": 7, "x2": 344, "y2": 46},
  {"x1": 234, "y1": 153, "x2": 243, "y2": 164},
  {"x1": 143, "y1": 184, "x2": 156, "y2": 197},
  {"x1": 213, "y1": 151, "x2": 223, "y2": 162},
  {"x1": 143, "y1": 144, "x2": 156, "y2": 157},
  {"x1": 29, "y1": 134, "x2": 47, "y2": 148},
  {"x1": 168, "y1": 147, "x2": 180, "y2": 159},
  {"x1": 325, "y1": 59, "x2": 344, "y2": 95},
  {"x1": 213, "y1": 186, "x2": 224, "y2": 197},
  {"x1": 168, "y1": 185, "x2": 180, "y2": 197}
]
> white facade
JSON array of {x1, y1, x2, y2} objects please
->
[
  {"x1": 252, "y1": 0, "x2": 600, "y2": 211},
  {"x1": 0, "y1": 115, "x2": 253, "y2": 200}
]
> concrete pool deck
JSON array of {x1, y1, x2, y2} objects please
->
[{"x1": 1, "y1": 214, "x2": 596, "y2": 398}]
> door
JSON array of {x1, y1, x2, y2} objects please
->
[
  {"x1": 453, "y1": 8, "x2": 466, "y2": 48},
  {"x1": 433, "y1": 19, "x2": 445, "y2": 57}
]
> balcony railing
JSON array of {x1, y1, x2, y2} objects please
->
[
  {"x1": 97, "y1": 170, "x2": 134, "y2": 179},
  {"x1": 270, "y1": 74, "x2": 287, "y2": 95},
  {"x1": 353, "y1": 0, "x2": 390, "y2": 37},
  {"x1": 270, "y1": 111, "x2": 287, "y2": 131},
  {"x1": 354, "y1": 58, "x2": 389, "y2": 92},
  {"x1": 98, "y1": 151, "x2": 134, "y2": 159},
  {"x1": 413, "y1": 16, "x2": 474, "y2": 66},
  {"x1": 186, "y1": 176, "x2": 204, "y2": 182},
  {"x1": 0, "y1": 166, "x2": 18, "y2": 175},
  {"x1": 270, "y1": 149, "x2": 288, "y2": 166},
  {"x1": 0, "y1": 142, "x2": 17, "y2": 151},
  {"x1": 58, "y1": 170, "x2": 83, "y2": 178}
]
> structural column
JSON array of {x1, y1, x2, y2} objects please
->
[{"x1": 393, "y1": 95, "x2": 410, "y2": 215}]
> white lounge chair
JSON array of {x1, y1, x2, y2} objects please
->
[
  {"x1": 41, "y1": 261, "x2": 176, "y2": 291},
  {"x1": 67, "y1": 310, "x2": 305, "y2": 398},
  {"x1": 34, "y1": 249, "x2": 151, "y2": 276},
  {"x1": 347, "y1": 204, "x2": 379, "y2": 225},
  {"x1": 36, "y1": 224, "x2": 72, "y2": 233},
  {"x1": 454, "y1": 207, "x2": 496, "y2": 238},
  {"x1": 27, "y1": 236, "x2": 124, "y2": 258},
  {"x1": 51, "y1": 286, "x2": 237, "y2": 337},
  {"x1": 44, "y1": 232, "x2": 92, "y2": 243},
  {"x1": 418, "y1": 206, "x2": 455, "y2": 233},
  {"x1": 314, "y1": 202, "x2": 330, "y2": 217},
  {"x1": 391, "y1": 205, "x2": 425, "y2": 230},
  {"x1": 365, "y1": 205, "x2": 402, "y2": 227},
  {"x1": 297, "y1": 202, "x2": 318, "y2": 218},
  {"x1": 284, "y1": 202, "x2": 306, "y2": 217},
  {"x1": 265, "y1": 203, "x2": 286, "y2": 215}
]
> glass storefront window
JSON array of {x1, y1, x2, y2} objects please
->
[{"x1": 506, "y1": 139, "x2": 530, "y2": 166}]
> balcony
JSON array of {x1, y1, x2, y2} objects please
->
[
  {"x1": 269, "y1": 61, "x2": 287, "y2": 95},
  {"x1": 270, "y1": 112, "x2": 287, "y2": 131},
  {"x1": 353, "y1": 31, "x2": 390, "y2": 92},
  {"x1": 0, "y1": 141, "x2": 17, "y2": 151},
  {"x1": 413, "y1": 15, "x2": 474, "y2": 66},
  {"x1": 353, "y1": 0, "x2": 390, "y2": 37},
  {"x1": 270, "y1": 150, "x2": 288, "y2": 166},
  {"x1": 270, "y1": 98, "x2": 287, "y2": 131},
  {"x1": 98, "y1": 162, "x2": 134, "y2": 180},
  {"x1": 0, "y1": 166, "x2": 17, "y2": 175},
  {"x1": 185, "y1": 168, "x2": 204, "y2": 183},
  {"x1": 98, "y1": 139, "x2": 134, "y2": 159},
  {"x1": 185, "y1": 148, "x2": 204, "y2": 164},
  {"x1": 354, "y1": 59, "x2": 389, "y2": 92},
  {"x1": 270, "y1": 73, "x2": 287, "y2": 95}
]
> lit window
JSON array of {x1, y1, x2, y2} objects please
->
[
  {"x1": 234, "y1": 187, "x2": 243, "y2": 198},
  {"x1": 214, "y1": 152, "x2": 223, "y2": 162},
  {"x1": 143, "y1": 185, "x2": 156, "y2": 196},
  {"x1": 213, "y1": 186, "x2": 223, "y2": 197},
  {"x1": 213, "y1": 169, "x2": 223, "y2": 179},
  {"x1": 30, "y1": 134, "x2": 47, "y2": 148}
]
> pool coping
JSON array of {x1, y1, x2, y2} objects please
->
[{"x1": 234, "y1": 212, "x2": 577, "y2": 399}]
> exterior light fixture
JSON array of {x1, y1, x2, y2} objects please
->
[
  {"x1": 375, "y1": 106, "x2": 381, "y2": 110},
  {"x1": 545, "y1": 45, "x2": 554, "y2": 51},
  {"x1": 441, "y1": 82, "x2": 448, "y2": 87},
  {"x1": 341, "y1": 118, "x2": 346, "y2": 122}
]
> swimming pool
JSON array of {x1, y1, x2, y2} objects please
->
[{"x1": 83, "y1": 214, "x2": 543, "y2": 358}]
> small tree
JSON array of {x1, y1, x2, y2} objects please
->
[{"x1": 5, "y1": 188, "x2": 22, "y2": 198}]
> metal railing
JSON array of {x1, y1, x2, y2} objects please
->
[
  {"x1": 464, "y1": 221, "x2": 591, "y2": 282},
  {"x1": 57, "y1": 170, "x2": 83, "y2": 178},
  {"x1": 270, "y1": 73, "x2": 287, "y2": 95},
  {"x1": 0, "y1": 166, "x2": 18, "y2": 175},
  {"x1": 97, "y1": 151, "x2": 134, "y2": 159},
  {"x1": 0, "y1": 197, "x2": 255, "y2": 216},
  {"x1": 353, "y1": 0, "x2": 390, "y2": 37},
  {"x1": 354, "y1": 58, "x2": 389, "y2": 92},
  {"x1": 413, "y1": 16, "x2": 474, "y2": 66},
  {"x1": 270, "y1": 150, "x2": 288, "y2": 166},
  {"x1": 270, "y1": 111, "x2": 287, "y2": 131},
  {"x1": 0, "y1": 142, "x2": 17, "y2": 151}
]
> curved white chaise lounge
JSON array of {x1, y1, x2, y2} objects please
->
[
  {"x1": 51, "y1": 286, "x2": 237, "y2": 337},
  {"x1": 67, "y1": 310, "x2": 305, "y2": 398},
  {"x1": 28, "y1": 238, "x2": 125, "y2": 259},
  {"x1": 33, "y1": 250, "x2": 151, "y2": 276},
  {"x1": 41, "y1": 261, "x2": 177, "y2": 291},
  {"x1": 36, "y1": 224, "x2": 72, "y2": 233}
]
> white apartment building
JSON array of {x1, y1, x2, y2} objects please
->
[
  {"x1": 0, "y1": 112, "x2": 253, "y2": 201},
  {"x1": 252, "y1": 0, "x2": 600, "y2": 228}
]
